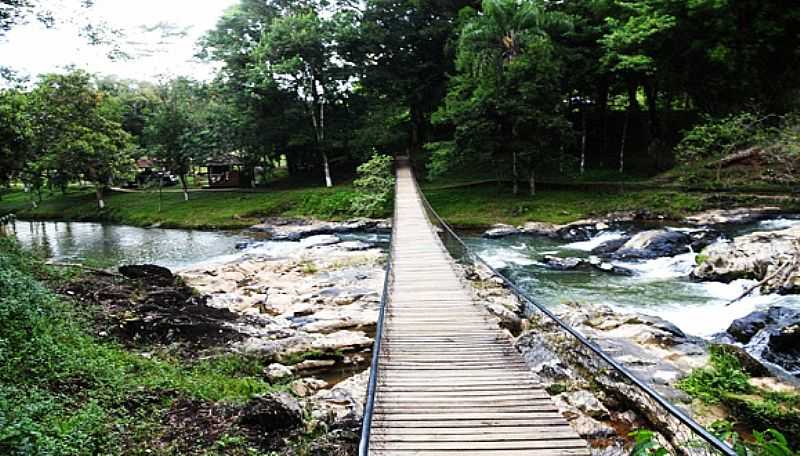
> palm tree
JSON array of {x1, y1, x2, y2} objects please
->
[{"x1": 457, "y1": 0, "x2": 568, "y2": 194}]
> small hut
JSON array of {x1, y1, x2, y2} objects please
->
[{"x1": 206, "y1": 154, "x2": 244, "y2": 188}]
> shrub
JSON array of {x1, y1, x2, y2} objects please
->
[
  {"x1": 351, "y1": 153, "x2": 395, "y2": 218},
  {"x1": 678, "y1": 345, "x2": 752, "y2": 404},
  {"x1": 676, "y1": 112, "x2": 766, "y2": 162}
]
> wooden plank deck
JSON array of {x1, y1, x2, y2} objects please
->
[{"x1": 367, "y1": 160, "x2": 589, "y2": 455}]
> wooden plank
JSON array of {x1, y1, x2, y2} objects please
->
[{"x1": 364, "y1": 161, "x2": 588, "y2": 455}]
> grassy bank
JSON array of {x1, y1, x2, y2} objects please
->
[
  {"x1": 0, "y1": 185, "x2": 377, "y2": 229},
  {"x1": 422, "y1": 182, "x2": 754, "y2": 228},
  {"x1": 0, "y1": 238, "x2": 287, "y2": 455}
]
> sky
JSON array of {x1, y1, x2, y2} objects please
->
[{"x1": 0, "y1": 0, "x2": 239, "y2": 82}]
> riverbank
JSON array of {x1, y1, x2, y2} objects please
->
[
  {"x1": 0, "y1": 185, "x2": 382, "y2": 230},
  {"x1": 423, "y1": 181, "x2": 799, "y2": 228},
  {"x1": 0, "y1": 233, "x2": 382, "y2": 455},
  {"x1": 4, "y1": 180, "x2": 797, "y2": 232}
]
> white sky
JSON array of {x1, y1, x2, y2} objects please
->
[{"x1": 0, "y1": 0, "x2": 239, "y2": 82}]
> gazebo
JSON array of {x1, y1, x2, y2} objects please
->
[{"x1": 206, "y1": 154, "x2": 244, "y2": 188}]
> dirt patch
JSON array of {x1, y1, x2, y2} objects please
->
[{"x1": 59, "y1": 264, "x2": 246, "y2": 356}]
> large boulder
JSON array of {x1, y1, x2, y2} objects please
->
[
  {"x1": 612, "y1": 230, "x2": 693, "y2": 259},
  {"x1": 239, "y1": 393, "x2": 303, "y2": 432},
  {"x1": 764, "y1": 324, "x2": 800, "y2": 376},
  {"x1": 692, "y1": 226, "x2": 800, "y2": 292},
  {"x1": 727, "y1": 307, "x2": 800, "y2": 377},
  {"x1": 541, "y1": 255, "x2": 634, "y2": 276}
]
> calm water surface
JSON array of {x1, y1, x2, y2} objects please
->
[{"x1": 5, "y1": 220, "x2": 252, "y2": 269}]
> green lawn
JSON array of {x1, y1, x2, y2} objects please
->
[
  {"x1": 423, "y1": 183, "x2": 712, "y2": 227},
  {"x1": 0, "y1": 185, "x2": 372, "y2": 229}
]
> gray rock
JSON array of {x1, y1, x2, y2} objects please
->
[
  {"x1": 562, "y1": 390, "x2": 609, "y2": 419},
  {"x1": 541, "y1": 255, "x2": 634, "y2": 276},
  {"x1": 338, "y1": 241, "x2": 374, "y2": 251},
  {"x1": 239, "y1": 392, "x2": 303, "y2": 432},
  {"x1": 570, "y1": 415, "x2": 616, "y2": 439},
  {"x1": 265, "y1": 362, "x2": 293, "y2": 381},
  {"x1": 301, "y1": 235, "x2": 342, "y2": 248},
  {"x1": 590, "y1": 237, "x2": 630, "y2": 256},
  {"x1": 685, "y1": 207, "x2": 783, "y2": 226},
  {"x1": 483, "y1": 224, "x2": 521, "y2": 238},
  {"x1": 692, "y1": 225, "x2": 800, "y2": 292},
  {"x1": 612, "y1": 230, "x2": 692, "y2": 259}
]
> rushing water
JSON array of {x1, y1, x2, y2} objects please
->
[{"x1": 464, "y1": 217, "x2": 800, "y2": 338}]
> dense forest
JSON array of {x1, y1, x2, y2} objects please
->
[{"x1": 2, "y1": 0, "x2": 799, "y2": 208}]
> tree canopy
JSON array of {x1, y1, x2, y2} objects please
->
[{"x1": 2, "y1": 0, "x2": 800, "y2": 201}]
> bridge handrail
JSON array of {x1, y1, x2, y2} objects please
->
[
  {"x1": 408, "y1": 168, "x2": 737, "y2": 456},
  {"x1": 358, "y1": 165, "x2": 398, "y2": 456}
]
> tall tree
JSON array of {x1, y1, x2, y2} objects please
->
[
  {"x1": 0, "y1": 88, "x2": 32, "y2": 199},
  {"x1": 255, "y1": 4, "x2": 350, "y2": 187},
  {"x1": 431, "y1": 0, "x2": 570, "y2": 194},
  {"x1": 144, "y1": 78, "x2": 204, "y2": 201},
  {"x1": 28, "y1": 70, "x2": 134, "y2": 208}
]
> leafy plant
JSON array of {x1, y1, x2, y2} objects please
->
[
  {"x1": 678, "y1": 345, "x2": 753, "y2": 404},
  {"x1": 629, "y1": 430, "x2": 668, "y2": 456},
  {"x1": 676, "y1": 112, "x2": 767, "y2": 163},
  {"x1": 351, "y1": 153, "x2": 395, "y2": 217}
]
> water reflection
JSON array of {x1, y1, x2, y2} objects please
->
[{"x1": 6, "y1": 220, "x2": 252, "y2": 269}]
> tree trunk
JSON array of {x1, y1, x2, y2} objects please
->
[
  {"x1": 322, "y1": 150, "x2": 333, "y2": 188},
  {"x1": 512, "y1": 149, "x2": 519, "y2": 196},
  {"x1": 580, "y1": 105, "x2": 587, "y2": 175},
  {"x1": 529, "y1": 169, "x2": 536, "y2": 196},
  {"x1": 95, "y1": 186, "x2": 105, "y2": 209},
  {"x1": 644, "y1": 79, "x2": 660, "y2": 141},
  {"x1": 620, "y1": 83, "x2": 638, "y2": 174},
  {"x1": 620, "y1": 110, "x2": 628, "y2": 174},
  {"x1": 179, "y1": 174, "x2": 189, "y2": 201}
]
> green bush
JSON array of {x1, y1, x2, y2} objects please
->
[
  {"x1": 678, "y1": 345, "x2": 753, "y2": 404},
  {"x1": 678, "y1": 345, "x2": 800, "y2": 447},
  {"x1": 351, "y1": 153, "x2": 395, "y2": 218},
  {"x1": 677, "y1": 112, "x2": 765, "y2": 162}
]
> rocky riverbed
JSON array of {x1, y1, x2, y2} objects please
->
[
  {"x1": 50, "y1": 209, "x2": 800, "y2": 454},
  {"x1": 469, "y1": 207, "x2": 800, "y2": 452},
  {"x1": 53, "y1": 218, "x2": 389, "y2": 454}
]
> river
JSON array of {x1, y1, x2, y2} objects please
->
[
  {"x1": 4, "y1": 217, "x2": 800, "y2": 339},
  {"x1": 464, "y1": 217, "x2": 800, "y2": 337}
]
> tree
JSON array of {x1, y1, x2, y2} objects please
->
[
  {"x1": 0, "y1": 88, "x2": 32, "y2": 199},
  {"x1": 143, "y1": 78, "x2": 204, "y2": 200},
  {"x1": 255, "y1": 4, "x2": 349, "y2": 187},
  {"x1": 29, "y1": 70, "x2": 134, "y2": 209},
  {"x1": 340, "y1": 0, "x2": 469, "y2": 156},
  {"x1": 431, "y1": 0, "x2": 570, "y2": 195}
]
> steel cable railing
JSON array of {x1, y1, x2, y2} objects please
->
[
  {"x1": 408, "y1": 168, "x2": 737, "y2": 456},
  {"x1": 358, "y1": 167, "x2": 398, "y2": 456}
]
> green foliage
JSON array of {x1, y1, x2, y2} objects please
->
[
  {"x1": 678, "y1": 345, "x2": 753, "y2": 404},
  {"x1": 423, "y1": 183, "x2": 709, "y2": 227},
  {"x1": 0, "y1": 239, "x2": 282, "y2": 455},
  {"x1": 351, "y1": 153, "x2": 395, "y2": 217},
  {"x1": 0, "y1": 184, "x2": 368, "y2": 229},
  {"x1": 629, "y1": 429, "x2": 668, "y2": 456},
  {"x1": 631, "y1": 422, "x2": 798, "y2": 456},
  {"x1": 679, "y1": 345, "x2": 800, "y2": 447},
  {"x1": 27, "y1": 70, "x2": 135, "y2": 202},
  {"x1": 676, "y1": 113, "x2": 766, "y2": 162}
]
